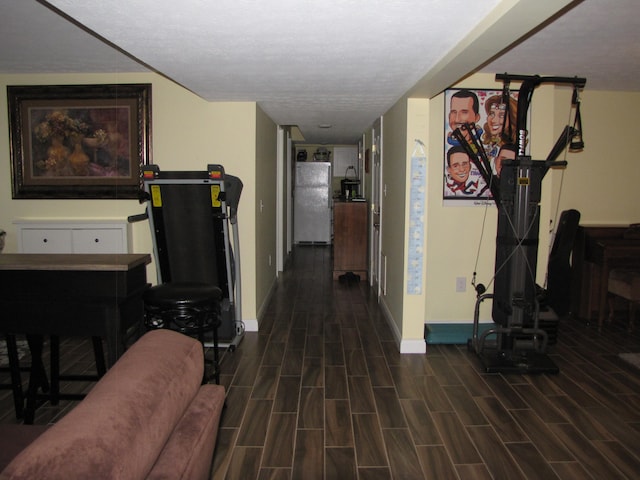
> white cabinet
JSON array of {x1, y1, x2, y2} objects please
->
[
  {"x1": 15, "y1": 220, "x2": 130, "y2": 254},
  {"x1": 332, "y1": 146, "x2": 358, "y2": 178}
]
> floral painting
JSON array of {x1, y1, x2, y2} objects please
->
[
  {"x1": 31, "y1": 107, "x2": 131, "y2": 178},
  {"x1": 8, "y1": 84, "x2": 151, "y2": 199}
]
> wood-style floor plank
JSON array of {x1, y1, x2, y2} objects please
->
[
  {"x1": 292, "y1": 429, "x2": 324, "y2": 480},
  {"x1": 261, "y1": 413, "x2": 297, "y2": 469},
  {"x1": 325, "y1": 447, "x2": 357, "y2": 480},
  {"x1": 382, "y1": 428, "x2": 424, "y2": 480},
  {"x1": 324, "y1": 399, "x2": 353, "y2": 447},
  {"x1": 415, "y1": 445, "x2": 460, "y2": 479},
  {"x1": 352, "y1": 413, "x2": 388, "y2": 467}
]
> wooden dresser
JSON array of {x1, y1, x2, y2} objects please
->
[{"x1": 333, "y1": 201, "x2": 368, "y2": 280}]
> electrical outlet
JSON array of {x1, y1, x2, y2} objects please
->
[{"x1": 456, "y1": 276, "x2": 466, "y2": 293}]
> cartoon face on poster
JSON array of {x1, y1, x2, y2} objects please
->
[{"x1": 443, "y1": 88, "x2": 520, "y2": 203}]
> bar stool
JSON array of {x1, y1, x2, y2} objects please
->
[
  {"x1": 608, "y1": 268, "x2": 640, "y2": 332},
  {"x1": 1, "y1": 334, "x2": 106, "y2": 424},
  {"x1": 1, "y1": 334, "x2": 29, "y2": 419},
  {"x1": 22, "y1": 335, "x2": 106, "y2": 424},
  {"x1": 143, "y1": 282, "x2": 222, "y2": 383}
]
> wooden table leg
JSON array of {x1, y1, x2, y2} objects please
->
[
  {"x1": 24, "y1": 335, "x2": 49, "y2": 425},
  {"x1": 598, "y1": 262, "x2": 610, "y2": 331},
  {"x1": 5, "y1": 334, "x2": 24, "y2": 419}
]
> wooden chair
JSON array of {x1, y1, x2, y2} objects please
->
[{"x1": 608, "y1": 269, "x2": 640, "y2": 332}]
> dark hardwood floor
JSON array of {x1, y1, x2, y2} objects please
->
[{"x1": 2, "y1": 244, "x2": 640, "y2": 479}]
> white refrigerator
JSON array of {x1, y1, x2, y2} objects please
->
[{"x1": 294, "y1": 162, "x2": 332, "y2": 244}]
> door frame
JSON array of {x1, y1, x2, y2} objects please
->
[{"x1": 369, "y1": 117, "x2": 383, "y2": 298}]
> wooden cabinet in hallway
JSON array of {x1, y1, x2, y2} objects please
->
[{"x1": 333, "y1": 200, "x2": 368, "y2": 281}]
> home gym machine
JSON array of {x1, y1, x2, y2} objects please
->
[{"x1": 454, "y1": 73, "x2": 586, "y2": 374}]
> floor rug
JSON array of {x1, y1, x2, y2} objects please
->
[{"x1": 619, "y1": 352, "x2": 640, "y2": 370}]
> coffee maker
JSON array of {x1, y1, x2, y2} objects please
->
[
  {"x1": 340, "y1": 166, "x2": 360, "y2": 199},
  {"x1": 341, "y1": 178, "x2": 360, "y2": 199}
]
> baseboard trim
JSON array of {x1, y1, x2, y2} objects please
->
[
  {"x1": 379, "y1": 298, "x2": 427, "y2": 354},
  {"x1": 244, "y1": 318, "x2": 259, "y2": 332},
  {"x1": 400, "y1": 339, "x2": 427, "y2": 354}
]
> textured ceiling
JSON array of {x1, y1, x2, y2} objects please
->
[
  {"x1": 480, "y1": 0, "x2": 640, "y2": 93},
  {"x1": 1, "y1": 1, "x2": 638, "y2": 144}
]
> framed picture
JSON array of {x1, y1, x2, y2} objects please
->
[
  {"x1": 7, "y1": 83, "x2": 151, "y2": 199},
  {"x1": 443, "y1": 88, "x2": 522, "y2": 205}
]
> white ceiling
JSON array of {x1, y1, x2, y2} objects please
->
[{"x1": 1, "y1": 0, "x2": 638, "y2": 145}]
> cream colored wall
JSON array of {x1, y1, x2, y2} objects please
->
[
  {"x1": 254, "y1": 105, "x2": 278, "y2": 321},
  {"x1": 550, "y1": 89, "x2": 640, "y2": 223},
  {"x1": 378, "y1": 95, "x2": 408, "y2": 338},
  {"x1": 205, "y1": 101, "x2": 259, "y2": 324},
  {"x1": 0, "y1": 72, "x2": 261, "y2": 323},
  {"x1": 401, "y1": 98, "x2": 429, "y2": 348}
]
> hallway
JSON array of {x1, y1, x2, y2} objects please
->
[{"x1": 211, "y1": 245, "x2": 640, "y2": 479}]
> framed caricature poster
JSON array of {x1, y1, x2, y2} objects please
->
[{"x1": 443, "y1": 88, "x2": 522, "y2": 205}]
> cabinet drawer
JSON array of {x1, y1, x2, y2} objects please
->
[
  {"x1": 21, "y1": 229, "x2": 73, "y2": 253},
  {"x1": 16, "y1": 221, "x2": 130, "y2": 254},
  {"x1": 72, "y1": 229, "x2": 126, "y2": 253}
]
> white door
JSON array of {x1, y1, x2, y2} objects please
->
[{"x1": 370, "y1": 117, "x2": 383, "y2": 297}]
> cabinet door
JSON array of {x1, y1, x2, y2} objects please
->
[
  {"x1": 72, "y1": 229, "x2": 126, "y2": 253},
  {"x1": 334, "y1": 202, "x2": 367, "y2": 272},
  {"x1": 21, "y1": 229, "x2": 73, "y2": 253}
]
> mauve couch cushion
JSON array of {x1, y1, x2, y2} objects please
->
[
  {"x1": 1, "y1": 329, "x2": 204, "y2": 480},
  {"x1": 0, "y1": 425, "x2": 49, "y2": 472},
  {"x1": 146, "y1": 384, "x2": 225, "y2": 480}
]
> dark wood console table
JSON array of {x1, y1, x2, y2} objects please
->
[
  {"x1": 571, "y1": 226, "x2": 640, "y2": 328},
  {"x1": 0, "y1": 253, "x2": 150, "y2": 364},
  {"x1": 0, "y1": 253, "x2": 151, "y2": 422}
]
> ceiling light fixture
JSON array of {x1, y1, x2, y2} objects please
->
[{"x1": 318, "y1": 124, "x2": 332, "y2": 129}]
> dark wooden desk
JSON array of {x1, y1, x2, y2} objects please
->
[
  {"x1": 572, "y1": 226, "x2": 640, "y2": 328},
  {"x1": 590, "y1": 238, "x2": 640, "y2": 328}
]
